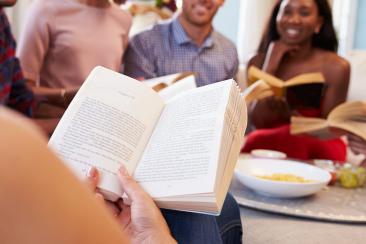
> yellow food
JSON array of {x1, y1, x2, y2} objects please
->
[
  {"x1": 339, "y1": 167, "x2": 366, "y2": 188},
  {"x1": 256, "y1": 173, "x2": 313, "y2": 183}
]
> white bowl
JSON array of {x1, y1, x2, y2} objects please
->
[
  {"x1": 235, "y1": 158, "x2": 331, "y2": 198},
  {"x1": 251, "y1": 149, "x2": 287, "y2": 159}
]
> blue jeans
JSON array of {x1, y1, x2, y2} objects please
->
[{"x1": 161, "y1": 193, "x2": 243, "y2": 244}]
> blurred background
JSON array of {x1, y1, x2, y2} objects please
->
[{"x1": 4, "y1": 0, "x2": 366, "y2": 99}]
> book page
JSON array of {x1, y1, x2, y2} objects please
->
[
  {"x1": 242, "y1": 79, "x2": 273, "y2": 104},
  {"x1": 248, "y1": 66, "x2": 284, "y2": 87},
  {"x1": 144, "y1": 73, "x2": 197, "y2": 101},
  {"x1": 291, "y1": 101, "x2": 366, "y2": 140},
  {"x1": 133, "y1": 80, "x2": 234, "y2": 198},
  {"x1": 158, "y1": 75, "x2": 196, "y2": 100},
  {"x1": 248, "y1": 66, "x2": 325, "y2": 99},
  {"x1": 328, "y1": 101, "x2": 366, "y2": 121},
  {"x1": 290, "y1": 117, "x2": 328, "y2": 133},
  {"x1": 49, "y1": 66, "x2": 165, "y2": 199},
  {"x1": 144, "y1": 73, "x2": 183, "y2": 88},
  {"x1": 285, "y1": 72, "x2": 325, "y2": 86},
  {"x1": 330, "y1": 121, "x2": 366, "y2": 141}
]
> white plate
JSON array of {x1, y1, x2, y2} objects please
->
[
  {"x1": 235, "y1": 157, "x2": 331, "y2": 198},
  {"x1": 251, "y1": 149, "x2": 287, "y2": 159}
]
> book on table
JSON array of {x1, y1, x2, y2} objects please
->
[
  {"x1": 48, "y1": 66, "x2": 247, "y2": 215},
  {"x1": 290, "y1": 101, "x2": 366, "y2": 140},
  {"x1": 243, "y1": 66, "x2": 325, "y2": 109}
]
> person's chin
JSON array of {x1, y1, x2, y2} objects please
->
[
  {"x1": 189, "y1": 16, "x2": 211, "y2": 26},
  {"x1": 281, "y1": 36, "x2": 305, "y2": 46}
]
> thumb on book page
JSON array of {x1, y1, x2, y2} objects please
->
[{"x1": 117, "y1": 165, "x2": 150, "y2": 205}]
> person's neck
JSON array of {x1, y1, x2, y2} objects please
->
[
  {"x1": 76, "y1": 0, "x2": 111, "y2": 8},
  {"x1": 178, "y1": 15, "x2": 213, "y2": 47},
  {"x1": 287, "y1": 41, "x2": 313, "y2": 60}
]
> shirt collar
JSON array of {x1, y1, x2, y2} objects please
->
[{"x1": 171, "y1": 17, "x2": 214, "y2": 49}]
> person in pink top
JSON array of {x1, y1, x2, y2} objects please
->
[{"x1": 16, "y1": 0, "x2": 131, "y2": 108}]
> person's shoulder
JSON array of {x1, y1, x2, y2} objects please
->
[
  {"x1": 28, "y1": 0, "x2": 59, "y2": 17},
  {"x1": 247, "y1": 53, "x2": 265, "y2": 69},
  {"x1": 212, "y1": 31, "x2": 238, "y2": 65},
  {"x1": 212, "y1": 31, "x2": 237, "y2": 51},
  {"x1": 320, "y1": 50, "x2": 350, "y2": 75},
  {"x1": 110, "y1": 4, "x2": 132, "y2": 23},
  {"x1": 317, "y1": 49, "x2": 350, "y2": 83},
  {"x1": 30, "y1": 0, "x2": 56, "y2": 10},
  {"x1": 130, "y1": 21, "x2": 169, "y2": 44}
]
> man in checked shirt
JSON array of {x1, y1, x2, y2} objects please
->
[{"x1": 124, "y1": 0, "x2": 238, "y2": 88}]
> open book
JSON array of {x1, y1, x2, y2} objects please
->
[
  {"x1": 49, "y1": 66, "x2": 247, "y2": 215},
  {"x1": 290, "y1": 101, "x2": 366, "y2": 140},
  {"x1": 144, "y1": 72, "x2": 196, "y2": 100},
  {"x1": 244, "y1": 66, "x2": 325, "y2": 107}
]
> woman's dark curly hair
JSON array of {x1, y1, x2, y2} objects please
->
[{"x1": 258, "y1": 0, "x2": 338, "y2": 54}]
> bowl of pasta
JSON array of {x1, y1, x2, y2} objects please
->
[{"x1": 235, "y1": 157, "x2": 331, "y2": 198}]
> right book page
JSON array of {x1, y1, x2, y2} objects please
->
[{"x1": 134, "y1": 80, "x2": 235, "y2": 198}]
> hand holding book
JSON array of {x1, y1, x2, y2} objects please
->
[{"x1": 86, "y1": 166, "x2": 177, "y2": 244}]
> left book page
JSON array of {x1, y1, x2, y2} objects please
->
[{"x1": 49, "y1": 66, "x2": 165, "y2": 200}]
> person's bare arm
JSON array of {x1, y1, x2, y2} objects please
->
[
  {"x1": 262, "y1": 41, "x2": 300, "y2": 75},
  {"x1": 0, "y1": 108, "x2": 128, "y2": 244},
  {"x1": 34, "y1": 102, "x2": 65, "y2": 119},
  {"x1": 33, "y1": 118, "x2": 60, "y2": 137},
  {"x1": 250, "y1": 96, "x2": 291, "y2": 129},
  {"x1": 246, "y1": 53, "x2": 291, "y2": 128},
  {"x1": 0, "y1": 108, "x2": 176, "y2": 243},
  {"x1": 28, "y1": 81, "x2": 66, "y2": 137},
  {"x1": 26, "y1": 79, "x2": 78, "y2": 108},
  {"x1": 320, "y1": 56, "x2": 350, "y2": 117}
]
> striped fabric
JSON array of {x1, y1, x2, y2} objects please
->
[{"x1": 0, "y1": 8, "x2": 34, "y2": 117}]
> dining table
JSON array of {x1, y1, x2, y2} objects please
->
[
  {"x1": 231, "y1": 155, "x2": 366, "y2": 243},
  {"x1": 238, "y1": 207, "x2": 366, "y2": 243}
]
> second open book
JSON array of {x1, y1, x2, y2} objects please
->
[
  {"x1": 49, "y1": 66, "x2": 247, "y2": 215},
  {"x1": 243, "y1": 66, "x2": 325, "y2": 105},
  {"x1": 291, "y1": 101, "x2": 366, "y2": 140}
]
